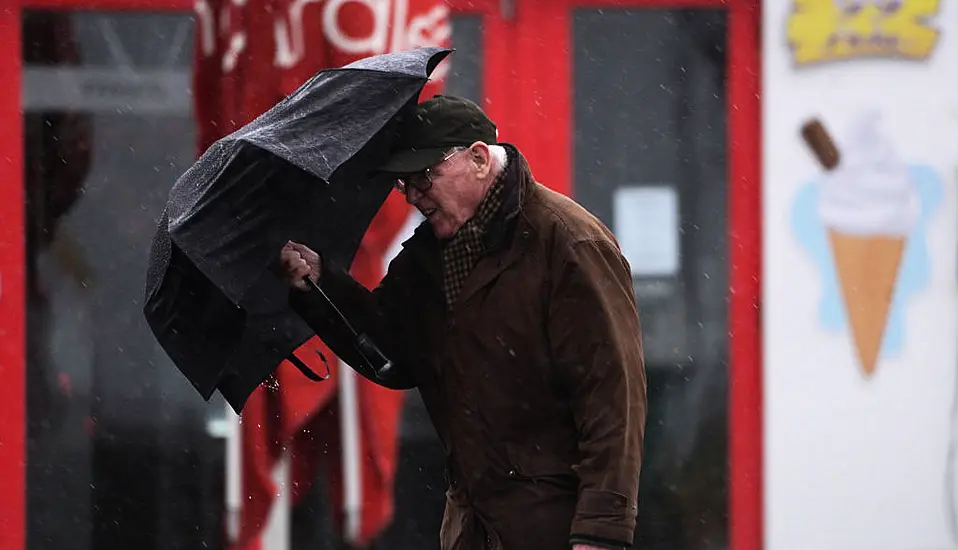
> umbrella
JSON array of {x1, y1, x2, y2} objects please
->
[{"x1": 144, "y1": 46, "x2": 451, "y2": 413}]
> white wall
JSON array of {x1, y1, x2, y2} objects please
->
[{"x1": 763, "y1": 1, "x2": 958, "y2": 549}]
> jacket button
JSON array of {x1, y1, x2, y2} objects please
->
[{"x1": 508, "y1": 470, "x2": 516, "y2": 478}]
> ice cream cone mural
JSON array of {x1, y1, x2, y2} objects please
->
[{"x1": 791, "y1": 110, "x2": 942, "y2": 376}]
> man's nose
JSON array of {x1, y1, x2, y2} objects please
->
[{"x1": 406, "y1": 186, "x2": 423, "y2": 204}]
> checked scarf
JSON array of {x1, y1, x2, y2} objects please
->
[{"x1": 440, "y1": 170, "x2": 507, "y2": 311}]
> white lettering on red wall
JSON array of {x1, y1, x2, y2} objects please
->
[{"x1": 194, "y1": 0, "x2": 451, "y2": 78}]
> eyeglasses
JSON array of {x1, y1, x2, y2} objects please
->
[{"x1": 394, "y1": 147, "x2": 465, "y2": 195}]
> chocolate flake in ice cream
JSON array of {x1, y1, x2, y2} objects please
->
[{"x1": 801, "y1": 119, "x2": 841, "y2": 170}]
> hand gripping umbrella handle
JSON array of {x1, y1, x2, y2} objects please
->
[{"x1": 302, "y1": 276, "x2": 395, "y2": 380}]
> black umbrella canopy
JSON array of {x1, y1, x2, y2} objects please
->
[
  {"x1": 168, "y1": 46, "x2": 451, "y2": 302},
  {"x1": 144, "y1": 47, "x2": 452, "y2": 413}
]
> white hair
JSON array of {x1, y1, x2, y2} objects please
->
[{"x1": 488, "y1": 144, "x2": 508, "y2": 176}]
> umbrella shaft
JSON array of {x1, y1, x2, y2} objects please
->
[{"x1": 304, "y1": 276, "x2": 394, "y2": 379}]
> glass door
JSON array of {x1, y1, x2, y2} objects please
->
[
  {"x1": 10, "y1": 7, "x2": 224, "y2": 550},
  {"x1": 519, "y1": 1, "x2": 761, "y2": 549},
  {"x1": 574, "y1": 8, "x2": 730, "y2": 548}
]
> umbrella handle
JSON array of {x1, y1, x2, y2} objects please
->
[{"x1": 356, "y1": 333, "x2": 394, "y2": 379}]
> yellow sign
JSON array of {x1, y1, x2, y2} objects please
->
[{"x1": 787, "y1": 0, "x2": 940, "y2": 66}]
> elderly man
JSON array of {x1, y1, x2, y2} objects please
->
[{"x1": 280, "y1": 95, "x2": 646, "y2": 550}]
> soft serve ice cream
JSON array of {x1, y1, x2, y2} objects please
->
[
  {"x1": 817, "y1": 111, "x2": 920, "y2": 237},
  {"x1": 801, "y1": 110, "x2": 919, "y2": 376}
]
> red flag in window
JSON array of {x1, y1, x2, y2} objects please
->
[{"x1": 191, "y1": 1, "x2": 450, "y2": 548}]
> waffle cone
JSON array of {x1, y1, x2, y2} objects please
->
[{"x1": 827, "y1": 230, "x2": 905, "y2": 376}]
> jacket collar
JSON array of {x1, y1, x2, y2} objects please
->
[{"x1": 482, "y1": 143, "x2": 528, "y2": 251}]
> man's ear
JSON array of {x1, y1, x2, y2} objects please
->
[{"x1": 470, "y1": 141, "x2": 493, "y2": 179}]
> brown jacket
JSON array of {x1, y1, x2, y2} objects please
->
[{"x1": 291, "y1": 146, "x2": 647, "y2": 549}]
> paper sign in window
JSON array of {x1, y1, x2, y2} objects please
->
[{"x1": 612, "y1": 186, "x2": 680, "y2": 277}]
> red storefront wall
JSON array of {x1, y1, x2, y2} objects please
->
[{"x1": 0, "y1": 1, "x2": 761, "y2": 549}]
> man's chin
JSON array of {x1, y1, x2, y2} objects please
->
[{"x1": 429, "y1": 218, "x2": 456, "y2": 240}]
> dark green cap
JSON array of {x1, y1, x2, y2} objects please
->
[{"x1": 381, "y1": 95, "x2": 498, "y2": 174}]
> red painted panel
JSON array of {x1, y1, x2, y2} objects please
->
[
  {"x1": 1, "y1": 2, "x2": 763, "y2": 550},
  {"x1": 0, "y1": 6, "x2": 25, "y2": 550},
  {"x1": 727, "y1": 3, "x2": 763, "y2": 550}
]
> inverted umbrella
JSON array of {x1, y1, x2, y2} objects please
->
[{"x1": 144, "y1": 46, "x2": 451, "y2": 413}]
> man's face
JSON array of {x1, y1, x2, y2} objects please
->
[{"x1": 400, "y1": 144, "x2": 489, "y2": 240}]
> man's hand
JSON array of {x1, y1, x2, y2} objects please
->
[
  {"x1": 572, "y1": 545, "x2": 613, "y2": 550},
  {"x1": 279, "y1": 241, "x2": 321, "y2": 291}
]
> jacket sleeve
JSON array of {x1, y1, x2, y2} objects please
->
[
  {"x1": 288, "y1": 251, "x2": 418, "y2": 390},
  {"x1": 548, "y1": 239, "x2": 647, "y2": 546}
]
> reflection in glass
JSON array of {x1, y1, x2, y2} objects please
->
[
  {"x1": 24, "y1": 11, "x2": 94, "y2": 550},
  {"x1": 23, "y1": 10, "x2": 216, "y2": 550}
]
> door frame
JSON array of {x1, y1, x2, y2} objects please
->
[{"x1": 0, "y1": 1, "x2": 762, "y2": 550}]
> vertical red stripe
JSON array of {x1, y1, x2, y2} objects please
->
[
  {"x1": 480, "y1": 4, "x2": 515, "y2": 154},
  {"x1": 0, "y1": 5, "x2": 25, "y2": 550},
  {"x1": 528, "y1": 0, "x2": 572, "y2": 197},
  {"x1": 727, "y1": 2, "x2": 762, "y2": 550},
  {"x1": 513, "y1": 0, "x2": 538, "y2": 171},
  {"x1": 487, "y1": 0, "x2": 572, "y2": 198}
]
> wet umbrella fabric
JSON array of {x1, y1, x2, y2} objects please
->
[{"x1": 144, "y1": 47, "x2": 451, "y2": 413}]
